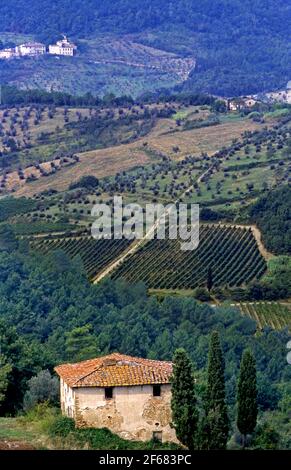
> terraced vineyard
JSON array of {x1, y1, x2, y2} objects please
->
[
  {"x1": 111, "y1": 225, "x2": 266, "y2": 289},
  {"x1": 31, "y1": 236, "x2": 132, "y2": 280},
  {"x1": 236, "y1": 302, "x2": 291, "y2": 330}
]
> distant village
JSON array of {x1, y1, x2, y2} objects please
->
[{"x1": 0, "y1": 35, "x2": 77, "y2": 59}]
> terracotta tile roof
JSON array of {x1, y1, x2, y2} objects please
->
[{"x1": 55, "y1": 353, "x2": 173, "y2": 388}]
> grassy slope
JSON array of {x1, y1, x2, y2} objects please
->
[
  {"x1": 0, "y1": 414, "x2": 178, "y2": 450},
  {"x1": 0, "y1": 34, "x2": 191, "y2": 97},
  {"x1": 13, "y1": 109, "x2": 264, "y2": 197}
]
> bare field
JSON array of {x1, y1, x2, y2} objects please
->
[
  {"x1": 148, "y1": 119, "x2": 262, "y2": 158},
  {"x1": 14, "y1": 112, "x2": 264, "y2": 197},
  {"x1": 15, "y1": 144, "x2": 150, "y2": 196}
]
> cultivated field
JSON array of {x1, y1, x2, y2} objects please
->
[
  {"x1": 31, "y1": 236, "x2": 132, "y2": 279},
  {"x1": 235, "y1": 302, "x2": 291, "y2": 330},
  {"x1": 110, "y1": 225, "x2": 266, "y2": 289},
  {"x1": 29, "y1": 225, "x2": 267, "y2": 288}
]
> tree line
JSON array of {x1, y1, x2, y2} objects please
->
[
  {"x1": 172, "y1": 334, "x2": 258, "y2": 449},
  {"x1": 0, "y1": 85, "x2": 215, "y2": 108}
]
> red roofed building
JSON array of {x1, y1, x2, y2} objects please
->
[{"x1": 55, "y1": 353, "x2": 178, "y2": 443}]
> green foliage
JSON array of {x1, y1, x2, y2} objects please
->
[
  {"x1": 262, "y1": 256, "x2": 291, "y2": 297},
  {"x1": 0, "y1": 197, "x2": 36, "y2": 222},
  {"x1": 236, "y1": 350, "x2": 258, "y2": 446},
  {"x1": 228, "y1": 255, "x2": 291, "y2": 301},
  {"x1": 65, "y1": 324, "x2": 100, "y2": 362},
  {"x1": 0, "y1": 1, "x2": 290, "y2": 96},
  {"x1": 252, "y1": 423, "x2": 280, "y2": 450},
  {"x1": 0, "y1": 244, "x2": 290, "y2": 445},
  {"x1": 200, "y1": 331, "x2": 229, "y2": 450},
  {"x1": 171, "y1": 349, "x2": 198, "y2": 449},
  {"x1": 193, "y1": 287, "x2": 211, "y2": 302},
  {"x1": 69, "y1": 176, "x2": 99, "y2": 191},
  {"x1": 0, "y1": 225, "x2": 18, "y2": 252},
  {"x1": 47, "y1": 414, "x2": 178, "y2": 449},
  {"x1": 0, "y1": 355, "x2": 12, "y2": 404},
  {"x1": 23, "y1": 370, "x2": 59, "y2": 411},
  {"x1": 0, "y1": 318, "x2": 52, "y2": 414},
  {"x1": 48, "y1": 415, "x2": 75, "y2": 438},
  {"x1": 249, "y1": 186, "x2": 291, "y2": 255}
]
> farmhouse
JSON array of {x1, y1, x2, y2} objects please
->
[
  {"x1": 0, "y1": 36, "x2": 77, "y2": 60},
  {"x1": 0, "y1": 42, "x2": 46, "y2": 59},
  {"x1": 16, "y1": 42, "x2": 46, "y2": 56},
  {"x1": 55, "y1": 352, "x2": 178, "y2": 443},
  {"x1": 49, "y1": 36, "x2": 77, "y2": 56},
  {"x1": 228, "y1": 96, "x2": 257, "y2": 111},
  {"x1": 0, "y1": 48, "x2": 15, "y2": 59}
]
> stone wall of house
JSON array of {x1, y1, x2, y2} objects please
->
[
  {"x1": 61, "y1": 383, "x2": 178, "y2": 443},
  {"x1": 60, "y1": 378, "x2": 75, "y2": 418}
]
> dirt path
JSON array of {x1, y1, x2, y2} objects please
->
[
  {"x1": 251, "y1": 225, "x2": 274, "y2": 260},
  {"x1": 92, "y1": 165, "x2": 214, "y2": 283},
  {"x1": 208, "y1": 222, "x2": 273, "y2": 261},
  {"x1": 0, "y1": 439, "x2": 35, "y2": 450}
]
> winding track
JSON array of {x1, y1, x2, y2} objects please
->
[{"x1": 92, "y1": 165, "x2": 215, "y2": 283}]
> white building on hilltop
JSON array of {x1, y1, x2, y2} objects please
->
[
  {"x1": 0, "y1": 42, "x2": 46, "y2": 59},
  {"x1": 49, "y1": 36, "x2": 77, "y2": 56},
  {"x1": 0, "y1": 48, "x2": 15, "y2": 59},
  {"x1": 16, "y1": 42, "x2": 46, "y2": 56},
  {"x1": 0, "y1": 36, "x2": 77, "y2": 60}
]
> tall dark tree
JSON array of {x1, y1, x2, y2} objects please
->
[
  {"x1": 171, "y1": 348, "x2": 199, "y2": 449},
  {"x1": 207, "y1": 266, "x2": 213, "y2": 292},
  {"x1": 237, "y1": 349, "x2": 258, "y2": 448},
  {"x1": 200, "y1": 331, "x2": 229, "y2": 449}
]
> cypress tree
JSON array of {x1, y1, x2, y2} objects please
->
[
  {"x1": 171, "y1": 348, "x2": 199, "y2": 449},
  {"x1": 207, "y1": 266, "x2": 213, "y2": 292},
  {"x1": 200, "y1": 331, "x2": 229, "y2": 449},
  {"x1": 237, "y1": 349, "x2": 258, "y2": 448}
]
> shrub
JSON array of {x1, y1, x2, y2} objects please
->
[
  {"x1": 194, "y1": 287, "x2": 211, "y2": 301},
  {"x1": 23, "y1": 370, "x2": 59, "y2": 411},
  {"x1": 48, "y1": 415, "x2": 75, "y2": 437}
]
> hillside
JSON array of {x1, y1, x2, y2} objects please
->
[
  {"x1": 0, "y1": 34, "x2": 194, "y2": 97},
  {"x1": 0, "y1": 97, "x2": 289, "y2": 302},
  {"x1": 0, "y1": 0, "x2": 290, "y2": 96}
]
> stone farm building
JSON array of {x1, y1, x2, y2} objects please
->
[
  {"x1": 227, "y1": 96, "x2": 258, "y2": 111},
  {"x1": 55, "y1": 353, "x2": 178, "y2": 443}
]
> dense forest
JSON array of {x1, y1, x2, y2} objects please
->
[
  {"x1": 0, "y1": 230, "x2": 290, "y2": 431},
  {"x1": 1, "y1": 0, "x2": 289, "y2": 40},
  {"x1": 248, "y1": 186, "x2": 291, "y2": 255},
  {"x1": 0, "y1": 1, "x2": 290, "y2": 95},
  {"x1": 0, "y1": 85, "x2": 215, "y2": 107}
]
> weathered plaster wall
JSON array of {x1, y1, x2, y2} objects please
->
[
  {"x1": 60, "y1": 378, "x2": 75, "y2": 418},
  {"x1": 61, "y1": 383, "x2": 177, "y2": 443}
]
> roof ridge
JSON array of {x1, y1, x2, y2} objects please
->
[
  {"x1": 72, "y1": 352, "x2": 123, "y2": 385},
  {"x1": 55, "y1": 352, "x2": 173, "y2": 388},
  {"x1": 74, "y1": 363, "x2": 104, "y2": 386},
  {"x1": 73, "y1": 355, "x2": 171, "y2": 386}
]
